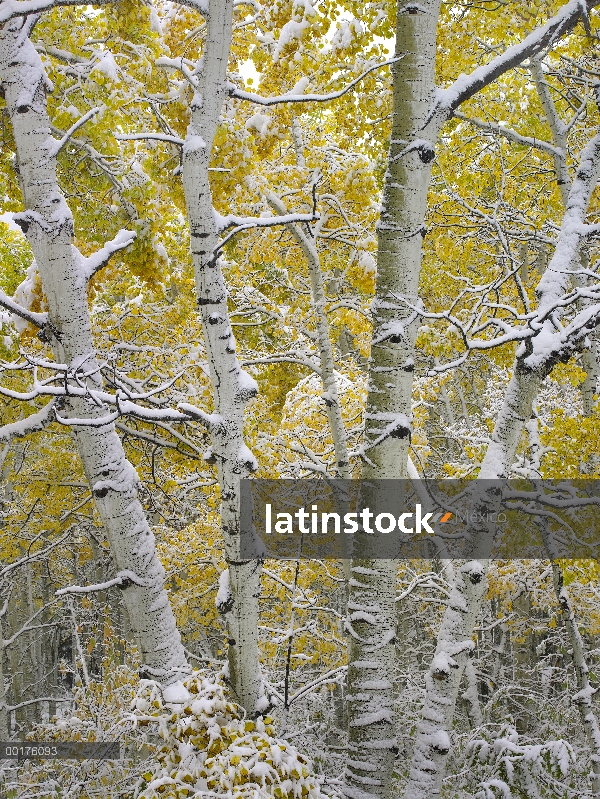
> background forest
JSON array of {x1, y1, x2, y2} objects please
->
[{"x1": 1, "y1": 0, "x2": 600, "y2": 797}]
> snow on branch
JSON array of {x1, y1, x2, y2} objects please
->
[
  {"x1": 55, "y1": 569, "x2": 152, "y2": 596},
  {"x1": 80, "y1": 228, "x2": 137, "y2": 282},
  {"x1": 170, "y1": 0, "x2": 209, "y2": 17},
  {"x1": 228, "y1": 57, "x2": 400, "y2": 107},
  {"x1": 425, "y1": 132, "x2": 600, "y2": 374},
  {"x1": 0, "y1": 0, "x2": 113, "y2": 22},
  {"x1": 242, "y1": 351, "x2": 323, "y2": 376},
  {"x1": 49, "y1": 106, "x2": 103, "y2": 157},
  {"x1": 6, "y1": 697, "x2": 71, "y2": 712},
  {"x1": 214, "y1": 209, "x2": 317, "y2": 234},
  {"x1": 214, "y1": 209, "x2": 319, "y2": 250},
  {"x1": 429, "y1": 0, "x2": 600, "y2": 126},
  {"x1": 115, "y1": 133, "x2": 184, "y2": 146},
  {"x1": 0, "y1": 400, "x2": 55, "y2": 442},
  {"x1": 0, "y1": 359, "x2": 227, "y2": 433},
  {"x1": 0, "y1": 287, "x2": 48, "y2": 328},
  {"x1": 454, "y1": 111, "x2": 563, "y2": 159},
  {"x1": 155, "y1": 56, "x2": 199, "y2": 88}
]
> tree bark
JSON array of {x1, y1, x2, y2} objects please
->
[
  {"x1": 179, "y1": 0, "x2": 262, "y2": 713},
  {"x1": 0, "y1": 17, "x2": 189, "y2": 688},
  {"x1": 403, "y1": 131, "x2": 600, "y2": 799},
  {"x1": 344, "y1": 4, "x2": 442, "y2": 799}
]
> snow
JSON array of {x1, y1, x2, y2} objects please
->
[
  {"x1": 431, "y1": 651, "x2": 458, "y2": 676},
  {"x1": 93, "y1": 51, "x2": 119, "y2": 81},
  {"x1": 81, "y1": 229, "x2": 137, "y2": 282},
  {"x1": 162, "y1": 680, "x2": 191, "y2": 705},
  {"x1": 182, "y1": 134, "x2": 207, "y2": 155},
  {"x1": 357, "y1": 250, "x2": 376, "y2": 275},
  {"x1": 357, "y1": 680, "x2": 393, "y2": 690},
  {"x1": 365, "y1": 627, "x2": 396, "y2": 653},
  {"x1": 288, "y1": 76, "x2": 310, "y2": 95},
  {"x1": 150, "y1": 8, "x2": 163, "y2": 34},
  {"x1": 237, "y1": 443, "x2": 258, "y2": 471},
  {"x1": 237, "y1": 368, "x2": 258, "y2": 396},
  {"x1": 428, "y1": 0, "x2": 584, "y2": 122},
  {"x1": 92, "y1": 459, "x2": 139, "y2": 497},
  {"x1": 572, "y1": 685, "x2": 597, "y2": 702},
  {"x1": 11, "y1": 261, "x2": 47, "y2": 332},
  {"x1": 349, "y1": 708, "x2": 393, "y2": 727},
  {"x1": 273, "y1": 19, "x2": 310, "y2": 62},
  {"x1": 55, "y1": 569, "x2": 148, "y2": 595},
  {"x1": 216, "y1": 569, "x2": 232, "y2": 612},
  {"x1": 255, "y1": 691, "x2": 270, "y2": 713},
  {"x1": 0, "y1": 402, "x2": 55, "y2": 443},
  {"x1": 245, "y1": 112, "x2": 272, "y2": 136}
]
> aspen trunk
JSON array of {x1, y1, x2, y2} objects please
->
[
  {"x1": 0, "y1": 18, "x2": 189, "y2": 688},
  {"x1": 179, "y1": 0, "x2": 262, "y2": 713},
  {"x1": 404, "y1": 132, "x2": 600, "y2": 799},
  {"x1": 541, "y1": 521, "x2": 600, "y2": 797},
  {"x1": 344, "y1": 4, "x2": 442, "y2": 798}
]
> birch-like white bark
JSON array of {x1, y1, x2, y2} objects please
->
[
  {"x1": 531, "y1": 57, "x2": 598, "y2": 416},
  {"x1": 404, "y1": 131, "x2": 600, "y2": 799},
  {"x1": 179, "y1": 0, "x2": 262, "y2": 713},
  {"x1": 265, "y1": 192, "x2": 351, "y2": 479},
  {"x1": 344, "y1": 4, "x2": 442, "y2": 799},
  {"x1": 541, "y1": 518, "x2": 600, "y2": 796},
  {"x1": 0, "y1": 17, "x2": 189, "y2": 687}
]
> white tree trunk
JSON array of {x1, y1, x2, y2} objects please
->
[
  {"x1": 530, "y1": 57, "x2": 598, "y2": 417},
  {"x1": 179, "y1": 0, "x2": 262, "y2": 713},
  {"x1": 266, "y1": 192, "x2": 351, "y2": 479},
  {"x1": 344, "y1": 4, "x2": 442, "y2": 799},
  {"x1": 541, "y1": 520, "x2": 600, "y2": 797},
  {"x1": 0, "y1": 17, "x2": 189, "y2": 687},
  {"x1": 403, "y1": 131, "x2": 600, "y2": 799}
]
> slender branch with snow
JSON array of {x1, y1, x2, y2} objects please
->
[{"x1": 227, "y1": 58, "x2": 399, "y2": 107}]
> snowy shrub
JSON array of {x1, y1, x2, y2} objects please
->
[{"x1": 133, "y1": 671, "x2": 329, "y2": 799}]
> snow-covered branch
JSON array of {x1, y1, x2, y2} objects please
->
[
  {"x1": 454, "y1": 111, "x2": 563, "y2": 159},
  {"x1": 214, "y1": 209, "x2": 319, "y2": 250},
  {"x1": 115, "y1": 133, "x2": 184, "y2": 146},
  {"x1": 427, "y1": 0, "x2": 600, "y2": 126},
  {"x1": 0, "y1": 359, "x2": 227, "y2": 433},
  {"x1": 0, "y1": 287, "x2": 48, "y2": 328},
  {"x1": 214, "y1": 210, "x2": 318, "y2": 234},
  {"x1": 55, "y1": 569, "x2": 152, "y2": 595},
  {"x1": 0, "y1": 400, "x2": 55, "y2": 442},
  {"x1": 0, "y1": 0, "x2": 113, "y2": 23},
  {"x1": 49, "y1": 106, "x2": 103, "y2": 157},
  {"x1": 80, "y1": 228, "x2": 137, "y2": 282},
  {"x1": 228, "y1": 57, "x2": 400, "y2": 106}
]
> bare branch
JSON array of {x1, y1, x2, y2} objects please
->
[
  {"x1": 49, "y1": 106, "x2": 103, "y2": 157},
  {"x1": 0, "y1": 287, "x2": 48, "y2": 328},
  {"x1": 228, "y1": 58, "x2": 400, "y2": 107},
  {"x1": 0, "y1": 400, "x2": 55, "y2": 442}
]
